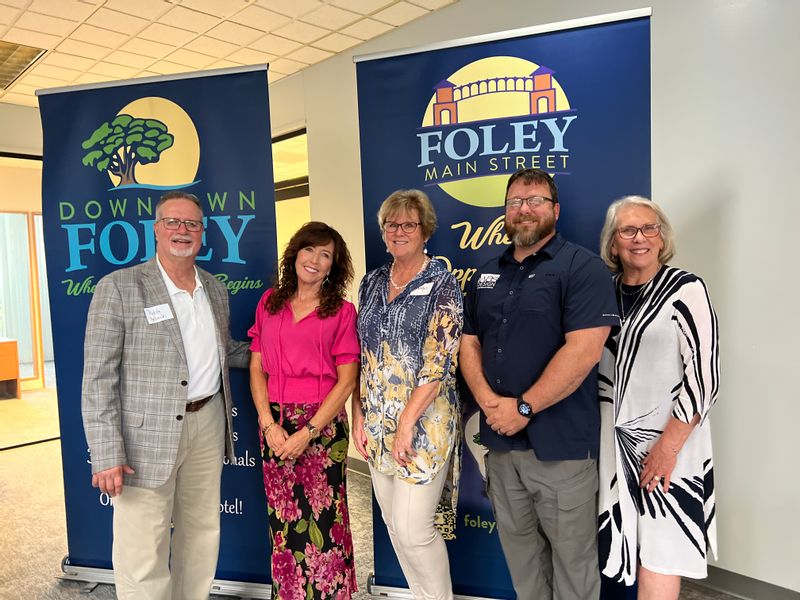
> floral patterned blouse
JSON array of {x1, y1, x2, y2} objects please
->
[{"x1": 357, "y1": 257, "x2": 463, "y2": 529}]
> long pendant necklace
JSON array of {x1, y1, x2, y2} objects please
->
[{"x1": 389, "y1": 256, "x2": 430, "y2": 291}]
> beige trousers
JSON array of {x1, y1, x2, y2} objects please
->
[
  {"x1": 370, "y1": 463, "x2": 453, "y2": 600},
  {"x1": 112, "y1": 393, "x2": 225, "y2": 600}
]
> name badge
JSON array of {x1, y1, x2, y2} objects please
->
[
  {"x1": 410, "y1": 282, "x2": 434, "y2": 296},
  {"x1": 144, "y1": 304, "x2": 174, "y2": 324}
]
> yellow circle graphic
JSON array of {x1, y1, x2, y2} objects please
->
[
  {"x1": 420, "y1": 56, "x2": 570, "y2": 207},
  {"x1": 109, "y1": 97, "x2": 200, "y2": 188}
]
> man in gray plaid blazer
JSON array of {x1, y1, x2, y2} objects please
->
[{"x1": 82, "y1": 191, "x2": 250, "y2": 600}]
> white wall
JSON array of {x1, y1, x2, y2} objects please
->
[
  {"x1": 266, "y1": 0, "x2": 800, "y2": 592},
  {"x1": 2, "y1": 0, "x2": 797, "y2": 591}
]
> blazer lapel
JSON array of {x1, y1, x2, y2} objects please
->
[{"x1": 142, "y1": 259, "x2": 187, "y2": 366}]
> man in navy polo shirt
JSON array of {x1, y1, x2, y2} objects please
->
[{"x1": 460, "y1": 168, "x2": 619, "y2": 600}]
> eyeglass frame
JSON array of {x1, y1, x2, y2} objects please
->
[
  {"x1": 383, "y1": 221, "x2": 421, "y2": 233},
  {"x1": 616, "y1": 223, "x2": 661, "y2": 240},
  {"x1": 157, "y1": 217, "x2": 204, "y2": 232},
  {"x1": 505, "y1": 195, "x2": 556, "y2": 210}
]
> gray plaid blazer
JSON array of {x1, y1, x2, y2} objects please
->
[{"x1": 81, "y1": 258, "x2": 250, "y2": 489}]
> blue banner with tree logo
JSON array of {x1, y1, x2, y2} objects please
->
[
  {"x1": 356, "y1": 12, "x2": 649, "y2": 599},
  {"x1": 39, "y1": 66, "x2": 274, "y2": 593}
]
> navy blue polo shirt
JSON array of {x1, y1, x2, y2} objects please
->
[{"x1": 463, "y1": 233, "x2": 619, "y2": 460}]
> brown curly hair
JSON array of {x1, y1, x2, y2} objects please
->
[{"x1": 266, "y1": 221, "x2": 354, "y2": 318}]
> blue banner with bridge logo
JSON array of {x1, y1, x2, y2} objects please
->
[
  {"x1": 356, "y1": 12, "x2": 650, "y2": 599},
  {"x1": 39, "y1": 66, "x2": 274, "y2": 592}
]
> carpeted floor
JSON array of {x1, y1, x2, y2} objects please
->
[{"x1": 0, "y1": 387, "x2": 60, "y2": 450}]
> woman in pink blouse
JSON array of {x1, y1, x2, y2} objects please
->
[{"x1": 248, "y1": 221, "x2": 359, "y2": 600}]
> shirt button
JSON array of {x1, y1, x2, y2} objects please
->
[
  {"x1": 509, "y1": 290, "x2": 514, "y2": 295},
  {"x1": 176, "y1": 415, "x2": 183, "y2": 421},
  {"x1": 497, "y1": 348, "x2": 503, "y2": 353},
  {"x1": 502, "y1": 318, "x2": 507, "y2": 323},
  {"x1": 181, "y1": 380, "x2": 188, "y2": 386},
  {"x1": 496, "y1": 378, "x2": 501, "y2": 384},
  {"x1": 519, "y1": 266, "x2": 524, "y2": 270}
]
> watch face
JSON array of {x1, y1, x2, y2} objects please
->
[{"x1": 518, "y1": 402, "x2": 532, "y2": 417}]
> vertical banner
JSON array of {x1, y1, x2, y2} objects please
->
[
  {"x1": 39, "y1": 67, "x2": 275, "y2": 591},
  {"x1": 356, "y1": 12, "x2": 650, "y2": 599}
]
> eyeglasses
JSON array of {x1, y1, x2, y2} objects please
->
[
  {"x1": 616, "y1": 223, "x2": 661, "y2": 239},
  {"x1": 158, "y1": 217, "x2": 204, "y2": 232},
  {"x1": 383, "y1": 221, "x2": 420, "y2": 233},
  {"x1": 505, "y1": 196, "x2": 554, "y2": 210}
]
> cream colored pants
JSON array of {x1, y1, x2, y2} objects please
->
[
  {"x1": 112, "y1": 393, "x2": 225, "y2": 600},
  {"x1": 370, "y1": 463, "x2": 453, "y2": 600}
]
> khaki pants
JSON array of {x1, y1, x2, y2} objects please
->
[
  {"x1": 112, "y1": 393, "x2": 225, "y2": 600},
  {"x1": 370, "y1": 463, "x2": 453, "y2": 600},
  {"x1": 486, "y1": 449, "x2": 600, "y2": 600}
]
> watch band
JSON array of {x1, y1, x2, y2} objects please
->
[
  {"x1": 516, "y1": 395, "x2": 534, "y2": 419},
  {"x1": 305, "y1": 422, "x2": 320, "y2": 439}
]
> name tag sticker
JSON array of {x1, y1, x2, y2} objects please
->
[
  {"x1": 144, "y1": 304, "x2": 174, "y2": 324},
  {"x1": 410, "y1": 282, "x2": 434, "y2": 296}
]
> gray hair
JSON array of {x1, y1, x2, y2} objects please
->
[
  {"x1": 599, "y1": 195, "x2": 676, "y2": 272},
  {"x1": 156, "y1": 191, "x2": 203, "y2": 219}
]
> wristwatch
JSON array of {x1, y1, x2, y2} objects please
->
[
  {"x1": 305, "y1": 422, "x2": 320, "y2": 439},
  {"x1": 516, "y1": 395, "x2": 534, "y2": 419}
]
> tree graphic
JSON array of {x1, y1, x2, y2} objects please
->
[{"x1": 81, "y1": 114, "x2": 174, "y2": 185}]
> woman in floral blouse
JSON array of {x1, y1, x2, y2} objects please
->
[
  {"x1": 249, "y1": 222, "x2": 359, "y2": 600},
  {"x1": 353, "y1": 189, "x2": 463, "y2": 600}
]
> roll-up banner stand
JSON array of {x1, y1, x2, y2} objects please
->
[
  {"x1": 38, "y1": 65, "x2": 276, "y2": 598},
  {"x1": 355, "y1": 10, "x2": 651, "y2": 600}
]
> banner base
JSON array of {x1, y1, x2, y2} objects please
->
[
  {"x1": 367, "y1": 572, "x2": 499, "y2": 600},
  {"x1": 58, "y1": 555, "x2": 272, "y2": 598}
]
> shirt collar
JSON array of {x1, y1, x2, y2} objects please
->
[
  {"x1": 500, "y1": 232, "x2": 564, "y2": 265},
  {"x1": 156, "y1": 255, "x2": 202, "y2": 297}
]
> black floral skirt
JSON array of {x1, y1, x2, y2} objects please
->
[{"x1": 260, "y1": 402, "x2": 356, "y2": 600}]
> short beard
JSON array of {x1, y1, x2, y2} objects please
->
[{"x1": 505, "y1": 219, "x2": 554, "y2": 248}]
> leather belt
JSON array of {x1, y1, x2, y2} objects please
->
[{"x1": 186, "y1": 393, "x2": 216, "y2": 413}]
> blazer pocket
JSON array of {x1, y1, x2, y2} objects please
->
[{"x1": 121, "y1": 409, "x2": 144, "y2": 428}]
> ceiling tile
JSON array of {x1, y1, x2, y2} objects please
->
[
  {"x1": 340, "y1": 18, "x2": 393, "y2": 40},
  {"x1": 228, "y1": 5, "x2": 290, "y2": 32},
  {"x1": 71, "y1": 24, "x2": 127, "y2": 48},
  {"x1": 409, "y1": 0, "x2": 455, "y2": 8},
  {"x1": 138, "y1": 23, "x2": 196, "y2": 46},
  {"x1": 15, "y1": 72, "x2": 65, "y2": 88},
  {"x1": 272, "y1": 20, "x2": 329, "y2": 44},
  {"x1": 184, "y1": 36, "x2": 238, "y2": 58},
  {"x1": 0, "y1": 0, "x2": 27, "y2": 8},
  {"x1": 89, "y1": 61, "x2": 138, "y2": 78},
  {"x1": 105, "y1": 49, "x2": 153, "y2": 69},
  {"x1": 28, "y1": 0, "x2": 96, "y2": 22},
  {"x1": 57, "y1": 39, "x2": 109, "y2": 59},
  {"x1": 148, "y1": 60, "x2": 190, "y2": 75},
  {"x1": 42, "y1": 52, "x2": 96, "y2": 71},
  {"x1": 206, "y1": 21, "x2": 264, "y2": 45},
  {"x1": 301, "y1": 4, "x2": 361, "y2": 29},
  {"x1": 72, "y1": 71, "x2": 112, "y2": 84},
  {"x1": 160, "y1": 6, "x2": 218, "y2": 34},
  {"x1": 270, "y1": 57, "x2": 306, "y2": 75},
  {"x1": 250, "y1": 34, "x2": 301, "y2": 56},
  {"x1": 7, "y1": 82, "x2": 38, "y2": 95},
  {"x1": 256, "y1": 0, "x2": 324, "y2": 18},
  {"x1": 180, "y1": 0, "x2": 250, "y2": 18},
  {"x1": 166, "y1": 48, "x2": 214, "y2": 69},
  {"x1": 330, "y1": 0, "x2": 394, "y2": 14},
  {"x1": 86, "y1": 7, "x2": 149, "y2": 35},
  {"x1": 120, "y1": 37, "x2": 175, "y2": 59},
  {"x1": 17, "y1": 11, "x2": 75, "y2": 36},
  {"x1": 314, "y1": 32, "x2": 362, "y2": 53},
  {"x1": 209, "y1": 59, "x2": 242, "y2": 69},
  {"x1": 2, "y1": 27, "x2": 61, "y2": 49},
  {"x1": 267, "y1": 69, "x2": 286, "y2": 83},
  {"x1": 286, "y1": 45, "x2": 332, "y2": 65},
  {"x1": 103, "y1": 0, "x2": 169, "y2": 20},
  {"x1": 29, "y1": 63, "x2": 81, "y2": 81},
  {"x1": 1, "y1": 92, "x2": 39, "y2": 106},
  {"x1": 0, "y1": 5, "x2": 19, "y2": 25},
  {"x1": 373, "y1": 1, "x2": 427, "y2": 26},
  {"x1": 226, "y1": 47, "x2": 275, "y2": 65}
]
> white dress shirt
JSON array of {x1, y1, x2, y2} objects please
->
[{"x1": 156, "y1": 257, "x2": 221, "y2": 401}]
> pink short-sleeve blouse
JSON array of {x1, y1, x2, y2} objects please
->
[{"x1": 247, "y1": 288, "x2": 359, "y2": 405}]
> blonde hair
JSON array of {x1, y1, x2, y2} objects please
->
[
  {"x1": 599, "y1": 196, "x2": 676, "y2": 272},
  {"x1": 377, "y1": 189, "x2": 437, "y2": 240}
]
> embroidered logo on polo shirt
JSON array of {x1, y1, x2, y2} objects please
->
[{"x1": 477, "y1": 273, "x2": 500, "y2": 289}]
